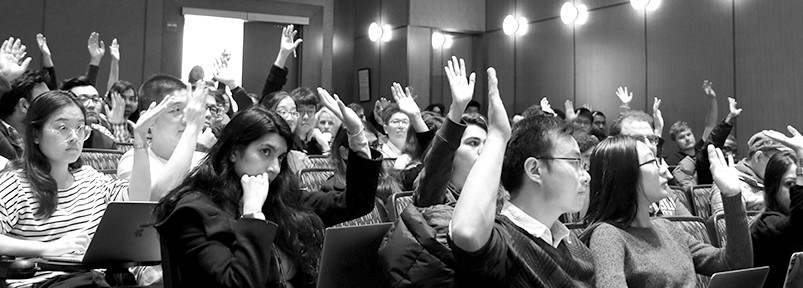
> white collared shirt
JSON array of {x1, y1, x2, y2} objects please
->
[{"x1": 500, "y1": 202, "x2": 571, "y2": 248}]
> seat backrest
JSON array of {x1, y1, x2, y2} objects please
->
[
  {"x1": 81, "y1": 148, "x2": 124, "y2": 175},
  {"x1": 386, "y1": 191, "x2": 414, "y2": 222},
  {"x1": 159, "y1": 236, "x2": 181, "y2": 288},
  {"x1": 307, "y1": 155, "x2": 333, "y2": 169},
  {"x1": 666, "y1": 216, "x2": 712, "y2": 288},
  {"x1": 691, "y1": 185, "x2": 715, "y2": 219},
  {"x1": 298, "y1": 168, "x2": 335, "y2": 192},
  {"x1": 332, "y1": 199, "x2": 389, "y2": 227},
  {"x1": 712, "y1": 211, "x2": 762, "y2": 248},
  {"x1": 671, "y1": 185, "x2": 694, "y2": 216},
  {"x1": 784, "y1": 252, "x2": 803, "y2": 288},
  {"x1": 114, "y1": 142, "x2": 133, "y2": 152}
]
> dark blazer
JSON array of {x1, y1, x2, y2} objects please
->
[
  {"x1": 0, "y1": 123, "x2": 22, "y2": 160},
  {"x1": 156, "y1": 148, "x2": 382, "y2": 288}
]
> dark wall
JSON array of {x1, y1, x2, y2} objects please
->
[{"x1": 486, "y1": 0, "x2": 803, "y2": 158}]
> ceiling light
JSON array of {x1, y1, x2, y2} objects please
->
[
  {"x1": 503, "y1": 15, "x2": 519, "y2": 35},
  {"x1": 368, "y1": 22, "x2": 382, "y2": 42}
]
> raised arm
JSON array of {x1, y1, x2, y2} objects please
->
[
  {"x1": 415, "y1": 56, "x2": 474, "y2": 206},
  {"x1": 653, "y1": 97, "x2": 664, "y2": 137},
  {"x1": 0, "y1": 37, "x2": 32, "y2": 93},
  {"x1": 616, "y1": 86, "x2": 633, "y2": 112},
  {"x1": 106, "y1": 38, "x2": 119, "y2": 94},
  {"x1": 260, "y1": 24, "x2": 302, "y2": 99},
  {"x1": 126, "y1": 97, "x2": 182, "y2": 201},
  {"x1": 701, "y1": 80, "x2": 718, "y2": 140},
  {"x1": 451, "y1": 67, "x2": 511, "y2": 252},
  {"x1": 36, "y1": 34, "x2": 57, "y2": 89},
  {"x1": 392, "y1": 82, "x2": 428, "y2": 133},
  {"x1": 86, "y1": 32, "x2": 105, "y2": 85}
]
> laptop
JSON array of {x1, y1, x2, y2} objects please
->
[
  {"x1": 708, "y1": 266, "x2": 770, "y2": 288},
  {"x1": 43, "y1": 201, "x2": 160, "y2": 266},
  {"x1": 316, "y1": 223, "x2": 392, "y2": 288}
]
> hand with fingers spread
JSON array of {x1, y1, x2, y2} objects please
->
[
  {"x1": 106, "y1": 91, "x2": 126, "y2": 125},
  {"x1": 540, "y1": 97, "x2": 555, "y2": 115},
  {"x1": 240, "y1": 173, "x2": 270, "y2": 214},
  {"x1": 36, "y1": 33, "x2": 54, "y2": 68},
  {"x1": 373, "y1": 98, "x2": 390, "y2": 125},
  {"x1": 443, "y1": 56, "x2": 476, "y2": 122},
  {"x1": 702, "y1": 80, "x2": 716, "y2": 98},
  {"x1": 653, "y1": 97, "x2": 664, "y2": 136},
  {"x1": 44, "y1": 232, "x2": 90, "y2": 257},
  {"x1": 727, "y1": 97, "x2": 742, "y2": 119},
  {"x1": 133, "y1": 94, "x2": 181, "y2": 139},
  {"x1": 707, "y1": 144, "x2": 741, "y2": 197},
  {"x1": 564, "y1": 100, "x2": 577, "y2": 122},
  {"x1": 392, "y1": 82, "x2": 421, "y2": 117},
  {"x1": 0, "y1": 37, "x2": 32, "y2": 82},
  {"x1": 763, "y1": 126, "x2": 803, "y2": 154},
  {"x1": 616, "y1": 86, "x2": 633, "y2": 107},
  {"x1": 87, "y1": 32, "x2": 105, "y2": 66},
  {"x1": 317, "y1": 87, "x2": 371, "y2": 157},
  {"x1": 184, "y1": 88, "x2": 208, "y2": 132},
  {"x1": 275, "y1": 24, "x2": 303, "y2": 68},
  {"x1": 214, "y1": 68, "x2": 237, "y2": 90},
  {"x1": 109, "y1": 38, "x2": 120, "y2": 61},
  {"x1": 583, "y1": 103, "x2": 593, "y2": 111}
]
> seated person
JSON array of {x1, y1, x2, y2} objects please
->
[
  {"x1": 464, "y1": 100, "x2": 480, "y2": 115},
  {"x1": 263, "y1": 91, "x2": 311, "y2": 173},
  {"x1": 60, "y1": 77, "x2": 119, "y2": 149},
  {"x1": 153, "y1": 104, "x2": 381, "y2": 287},
  {"x1": 665, "y1": 80, "x2": 721, "y2": 166},
  {"x1": 449, "y1": 69, "x2": 595, "y2": 287},
  {"x1": 0, "y1": 90, "x2": 153, "y2": 287},
  {"x1": 117, "y1": 75, "x2": 207, "y2": 200},
  {"x1": 591, "y1": 110, "x2": 607, "y2": 140},
  {"x1": 584, "y1": 138, "x2": 752, "y2": 287},
  {"x1": 0, "y1": 70, "x2": 51, "y2": 160},
  {"x1": 381, "y1": 83, "x2": 432, "y2": 168},
  {"x1": 196, "y1": 87, "x2": 229, "y2": 151},
  {"x1": 710, "y1": 132, "x2": 790, "y2": 216},
  {"x1": 425, "y1": 103, "x2": 445, "y2": 117},
  {"x1": 305, "y1": 107, "x2": 340, "y2": 155},
  {"x1": 103, "y1": 80, "x2": 139, "y2": 143}
]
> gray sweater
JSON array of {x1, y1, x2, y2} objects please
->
[{"x1": 589, "y1": 193, "x2": 753, "y2": 287}]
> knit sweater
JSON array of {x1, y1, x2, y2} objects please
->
[
  {"x1": 449, "y1": 216, "x2": 595, "y2": 288},
  {"x1": 751, "y1": 184, "x2": 803, "y2": 288},
  {"x1": 589, "y1": 193, "x2": 753, "y2": 287}
]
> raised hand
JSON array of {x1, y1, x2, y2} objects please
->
[
  {"x1": 105, "y1": 91, "x2": 126, "y2": 124},
  {"x1": 616, "y1": 86, "x2": 633, "y2": 106},
  {"x1": 392, "y1": 82, "x2": 420, "y2": 116},
  {"x1": 184, "y1": 87, "x2": 207, "y2": 130},
  {"x1": 43, "y1": 232, "x2": 90, "y2": 257},
  {"x1": 707, "y1": 144, "x2": 741, "y2": 197},
  {"x1": 0, "y1": 37, "x2": 32, "y2": 82},
  {"x1": 582, "y1": 103, "x2": 593, "y2": 111},
  {"x1": 36, "y1": 33, "x2": 51, "y2": 56},
  {"x1": 564, "y1": 100, "x2": 577, "y2": 122},
  {"x1": 444, "y1": 56, "x2": 476, "y2": 120},
  {"x1": 275, "y1": 24, "x2": 303, "y2": 68},
  {"x1": 373, "y1": 98, "x2": 390, "y2": 125},
  {"x1": 653, "y1": 97, "x2": 664, "y2": 136},
  {"x1": 702, "y1": 80, "x2": 716, "y2": 98},
  {"x1": 240, "y1": 172, "x2": 270, "y2": 214},
  {"x1": 540, "y1": 97, "x2": 555, "y2": 115},
  {"x1": 487, "y1": 67, "x2": 511, "y2": 141},
  {"x1": 213, "y1": 68, "x2": 237, "y2": 89},
  {"x1": 133, "y1": 94, "x2": 180, "y2": 139},
  {"x1": 763, "y1": 126, "x2": 803, "y2": 153},
  {"x1": 727, "y1": 97, "x2": 742, "y2": 118},
  {"x1": 109, "y1": 38, "x2": 119, "y2": 61},
  {"x1": 87, "y1": 32, "x2": 105, "y2": 65}
]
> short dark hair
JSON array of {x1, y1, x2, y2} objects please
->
[
  {"x1": 138, "y1": 75, "x2": 186, "y2": 111},
  {"x1": 467, "y1": 100, "x2": 480, "y2": 109},
  {"x1": 592, "y1": 110, "x2": 606, "y2": 119},
  {"x1": 290, "y1": 87, "x2": 319, "y2": 107},
  {"x1": 609, "y1": 110, "x2": 653, "y2": 136},
  {"x1": 59, "y1": 76, "x2": 93, "y2": 91},
  {"x1": 462, "y1": 113, "x2": 488, "y2": 132},
  {"x1": 263, "y1": 91, "x2": 292, "y2": 111},
  {"x1": 347, "y1": 103, "x2": 364, "y2": 115},
  {"x1": 522, "y1": 104, "x2": 548, "y2": 118},
  {"x1": 575, "y1": 132, "x2": 600, "y2": 153},
  {"x1": 669, "y1": 121, "x2": 692, "y2": 141},
  {"x1": 575, "y1": 107, "x2": 593, "y2": 122},
  {"x1": 0, "y1": 69, "x2": 49, "y2": 118},
  {"x1": 584, "y1": 135, "x2": 642, "y2": 228},
  {"x1": 501, "y1": 115, "x2": 572, "y2": 194}
]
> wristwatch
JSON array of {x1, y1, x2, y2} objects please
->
[{"x1": 241, "y1": 212, "x2": 266, "y2": 221}]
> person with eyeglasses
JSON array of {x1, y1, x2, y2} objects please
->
[
  {"x1": 0, "y1": 90, "x2": 155, "y2": 286},
  {"x1": 581, "y1": 136, "x2": 753, "y2": 287},
  {"x1": 61, "y1": 77, "x2": 120, "y2": 150},
  {"x1": 449, "y1": 69, "x2": 595, "y2": 287},
  {"x1": 378, "y1": 83, "x2": 433, "y2": 174}
]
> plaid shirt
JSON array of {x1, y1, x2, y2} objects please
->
[{"x1": 1, "y1": 120, "x2": 22, "y2": 148}]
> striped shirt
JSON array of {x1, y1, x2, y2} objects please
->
[{"x1": 0, "y1": 166, "x2": 129, "y2": 287}]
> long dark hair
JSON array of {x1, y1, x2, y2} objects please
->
[
  {"x1": 153, "y1": 105, "x2": 324, "y2": 280},
  {"x1": 764, "y1": 151, "x2": 797, "y2": 215},
  {"x1": 584, "y1": 135, "x2": 642, "y2": 228},
  {"x1": 4, "y1": 91, "x2": 86, "y2": 219}
]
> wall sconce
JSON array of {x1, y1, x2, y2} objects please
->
[
  {"x1": 368, "y1": 22, "x2": 393, "y2": 42},
  {"x1": 502, "y1": 15, "x2": 528, "y2": 36},
  {"x1": 560, "y1": 2, "x2": 588, "y2": 25},
  {"x1": 432, "y1": 31, "x2": 454, "y2": 49},
  {"x1": 631, "y1": 0, "x2": 662, "y2": 11}
]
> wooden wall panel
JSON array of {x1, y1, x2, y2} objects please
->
[
  {"x1": 485, "y1": 0, "x2": 515, "y2": 32},
  {"x1": 407, "y1": 26, "x2": 431, "y2": 107},
  {"x1": 0, "y1": 0, "x2": 45, "y2": 69},
  {"x1": 575, "y1": 4, "x2": 645, "y2": 121},
  {"x1": 515, "y1": 18, "x2": 574, "y2": 114},
  {"x1": 381, "y1": 0, "x2": 410, "y2": 28},
  {"x1": 409, "y1": 0, "x2": 485, "y2": 32},
  {"x1": 353, "y1": 36, "x2": 380, "y2": 107},
  {"x1": 379, "y1": 27, "x2": 408, "y2": 99},
  {"x1": 646, "y1": 0, "x2": 733, "y2": 156},
  {"x1": 518, "y1": 0, "x2": 564, "y2": 22},
  {"x1": 243, "y1": 22, "x2": 299, "y2": 96},
  {"x1": 586, "y1": 0, "x2": 629, "y2": 10},
  {"x1": 353, "y1": 0, "x2": 381, "y2": 37},
  {"x1": 44, "y1": 0, "x2": 146, "y2": 89},
  {"x1": 735, "y1": 0, "x2": 803, "y2": 156},
  {"x1": 333, "y1": 0, "x2": 355, "y2": 100},
  {"x1": 484, "y1": 30, "x2": 515, "y2": 113},
  {"x1": 431, "y1": 33, "x2": 476, "y2": 109}
]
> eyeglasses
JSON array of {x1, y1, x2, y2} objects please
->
[
  {"x1": 631, "y1": 134, "x2": 661, "y2": 146},
  {"x1": 206, "y1": 105, "x2": 223, "y2": 117},
  {"x1": 277, "y1": 110, "x2": 300, "y2": 119},
  {"x1": 537, "y1": 157, "x2": 588, "y2": 171},
  {"x1": 78, "y1": 95, "x2": 102, "y2": 105},
  {"x1": 639, "y1": 159, "x2": 660, "y2": 169},
  {"x1": 46, "y1": 125, "x2": 92, "y2": 141},
  {"x1": 388, "y1": 119, "x2": 410, "y2": 126}
]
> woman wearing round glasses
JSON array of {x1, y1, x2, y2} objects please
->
[
  {"x1": 0, "y1": 90, "x2": 156, "y2": 286},
  {"x1": 581, "y1": 135, "x2": 752, "y2": 287}
]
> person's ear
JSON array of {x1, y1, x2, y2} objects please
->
[
  {"x1": 524, "y1": 157, "x2": 543, "y2": 185},
  {"x1": 17, "y1": 98, "x2": 29, "y2": 113},
  {"x1": 229, "y1": 150, "x2": 240, "y2": 163}
]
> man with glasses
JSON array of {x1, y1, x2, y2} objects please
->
[{"x1": 61, "y1": 77, "x2": 119, "y2": 149}]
